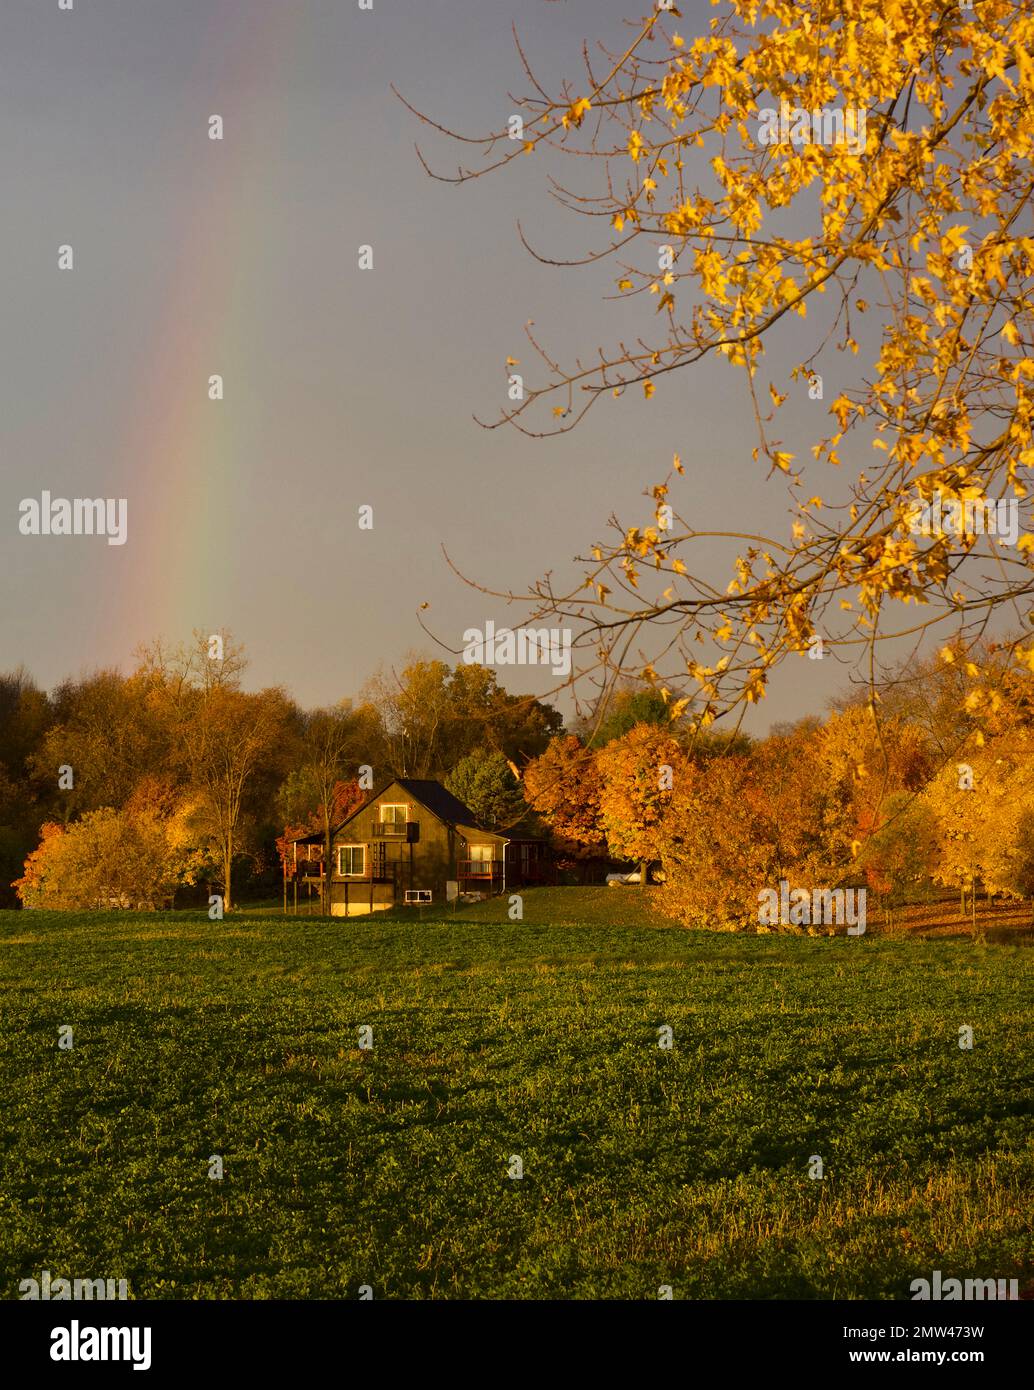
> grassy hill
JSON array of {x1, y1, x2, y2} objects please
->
[{"x1": 1, "y1": 895, "x2": 1031, "y2": 1299}]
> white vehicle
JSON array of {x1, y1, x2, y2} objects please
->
[{"x1": 606, "y1": 867, "x2": 666, "y2": 886}]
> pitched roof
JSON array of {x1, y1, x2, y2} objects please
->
[
  {"x1": 393, "y1": 778, "x2": 478, "y2": 825},
  {"x1": 290, "y1": 777, "x2": 479, "y2": 842},
  {"x1": 287, "y1": 776, "x2": 545, "y2": 844}
]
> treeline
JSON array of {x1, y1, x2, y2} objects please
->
[
  {"x1": 1, "y1": 633, "x2": 561, "y2": 910},
  {"x1": 5, "y1": 632, "x2": 1033, "y2": 926},
  {"x1": 519, "y1": 640, "x2": 1034, "y2": 929}
]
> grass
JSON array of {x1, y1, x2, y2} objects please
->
[{"x1": 0, "y1": 890, "x2": 1031, "y2": 1299}]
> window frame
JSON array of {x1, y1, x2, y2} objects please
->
[{"x1": 338, "y1": 844, "x2": 366, "y2": 877}]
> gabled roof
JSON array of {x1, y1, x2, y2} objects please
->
[
  {"x1": 393, "y1": 778, "x2": 479, "y2": 825},
  {"x1": 288, "y1": 776, "x2": 545, "y2": 844},
  {"x1": 290, "y1": 777, "x2": 479, "y2": 843}
]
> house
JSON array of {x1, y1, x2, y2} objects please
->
[{"x1": 289, "y1": 778, "x2": 551, "y2": 916}]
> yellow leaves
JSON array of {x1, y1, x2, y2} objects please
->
[
  {"x1": 772, "y1": 451, "x2": 796, "y2": 472},
  {"x1": 627, "y1": 130, "x2": 645, "y2": 162},
  {"x1": 939, "y1": 646, "x2": 956, "y2": 664},
  {"x1": 618, "y1": 278, "x2": 634, "y2": 291},
  {"x1": 743, "y1": 670, "x2": 767, "y2": 704},
  {"x1": 522, "y1": 141, "x2": 534, "y2": 155},
  {"x1": 562, "y1": 97, "x2": 592, "y2": 130},
  {"x1": 672, "y1": 451, "x2": 684, "y2": 474},
  {"x1": 1001, "y1": 320, "x2": 1020, "y2": 346},
  {"x1": 643, "y1": 380, "x2": 656, "y2": 399},
  {"x1": 612, "y1": 212, "x2": 626, "y2": 232}
]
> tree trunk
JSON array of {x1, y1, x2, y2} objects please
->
[
  {"x1": 223, "y1": 837, "x2": 233, "y2": 913},
  {"x1": 322, "y1": 815, "x2": 333, "y2": 918}
]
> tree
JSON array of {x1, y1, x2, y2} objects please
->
[
  {"x1": 523, "y1": 735, "x2": 606, "y2": 863},
  {"x1": 0, "y1": 668, "x2": 52, "y2": 906},
  {"x1": 816, "y1": 705, "x2": 932, "y2": 863},
  {"x1": 859, "y1": 791, "x2": 940, "y2": 917},
  {"x1": 14, "y1": 800, "x2": 199, "y2": 910},
  {"x1": 295, "y1": 705, "x2": 371, "y2": 915},
  {"x1": 659, "y1": 725, "x2": 843, "y2": 929},
  {"x1": 362, "y1": 657, "x2": 562, "y2": 777},
  {"x1": 575, "y1": 684, "x2": 677, "y2": 748},
  {"x1": 29, "y1": 670, "x2": 169, "y2": 819},
  {"x1": 0, "y1": 667, "x2": 51, "y2": 781},
  {"x1": 138, "y1": 632, "x2": 296, "y2": 911},
  {"x1": 406, "y1": 2, "x2": 1034, "y2": 734},
  {"x1": 922, "y1": 732, "x2": 1034, "y2": 915},
  {"x1": 445, "y1": 751, "x2": 526, "y2": 831},
  {"x1": 595, "y1": 723, "x2": 686, "y2": 884},
  {"x1": 179, "y1": 685, "x2": 293, "y2": 912},
  {"x1": 1007, "y1": 810, "x2": 1034, "y2": 912}
]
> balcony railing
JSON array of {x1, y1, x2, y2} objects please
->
[
  {"x1": 372, "y1": 821, "x2": 419, "y2": 841},
  {"x1": 458, "y1": 859, "x2": 504, "y2": 880}
]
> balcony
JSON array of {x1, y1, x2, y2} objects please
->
[
  {"x1": 372, "y1": 821, "x2": 419, "y2": 841},
  {"x1": 458, "y1": 859, "x2": 504, "y2": 881}
]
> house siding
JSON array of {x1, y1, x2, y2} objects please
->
[{"x1": 328, "y1": 783, "x2": 504, "y2": 916}]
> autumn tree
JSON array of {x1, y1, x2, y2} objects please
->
[
  {"x1": 29, "y1": 670, "x2": 169, "y2": 819},
  {"x1": 138, "y1": 632, "x2": 295, "y2": 911},
  {"x1": 406, "y1": 0, "x2": 1034, "y2": 755},
  {"x1": 291, "y1": 704, "x2": 372, "y2": 915},
  {"x1": 14, "y1": 798, "x2": 199, "y2": 911},
  {"x1": 595, "y1": 723, "x2": 687, "y2": 884},
  {"x1": 362, "y1": 658, "x2": 562, "y2": 777},
  {"x1": 922, "y1": 730, "x2": 1034, "y2": 916},
  {"x1": 522, "y1": 734, "x2": 606, "y2": 865},
  {"x1": 858, "y1": 791, "x2": 940, "y2": 916},
  {"x1": 659, "y1": 725, "x2": 844, "y2": 929}
]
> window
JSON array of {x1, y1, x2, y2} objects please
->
[
  {"x1": 338, "y1": 845, "x2": 365, "y2": 877},
  {"x1": 470, "y1": 845, "x2": 495, "y2": 863},
  {"x1": 404, "y1": 889, "x2": 432, "y2": 904},
  {"x1": 379, "y1": 804, "x2": 408, "y2": 824}
]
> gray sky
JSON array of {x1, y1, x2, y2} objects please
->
[{"x1": 1, "y1": 0, "x2": 880, "y2": 729}]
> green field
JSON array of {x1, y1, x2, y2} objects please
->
[{"x1": 1, "y1": 891, "x2": 1031, "y2": 1299}]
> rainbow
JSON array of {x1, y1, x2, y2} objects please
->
[{"x1": 117, "y1": 0, "x2": 305, "y2": 647}]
